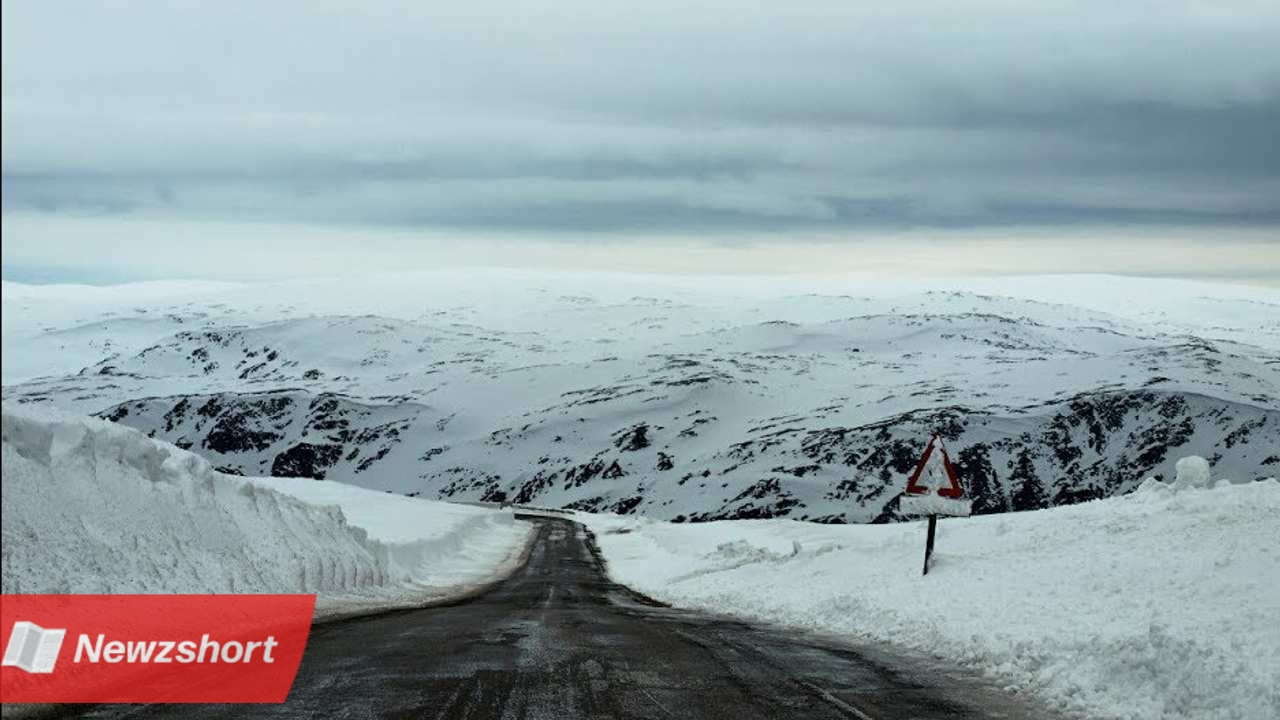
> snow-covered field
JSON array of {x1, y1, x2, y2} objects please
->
[
  {"x1": 0, "y1": 402, "x2": 533, "y2": 620},
  {"x1": 583, "y1": 471, "x2": 1280, "y2": 720}
]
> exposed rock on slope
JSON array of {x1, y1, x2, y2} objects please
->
[
  {"x1": 97, "y1": 388, "x2": 1278, "y2": 523},
  {"x1": 100, "y1": 391, "x2": 426, "y2": 481},
  {"x1": 5, "y1": 274, "x2": 1277, "y2": 523}
]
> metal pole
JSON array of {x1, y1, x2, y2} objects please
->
[{"x1": 922, "y1": 514, "x2": 937, "y2": 575}]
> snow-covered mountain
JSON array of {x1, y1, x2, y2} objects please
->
[{"x1": 4, "y1": 272, "x2": 1277, "y2": 521}]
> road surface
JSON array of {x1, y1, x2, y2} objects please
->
[{"x1": 75, "y1": 516, "x2": 1057, "y2": 719}]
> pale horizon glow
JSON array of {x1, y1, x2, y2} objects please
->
[{"x1": 2, "y1": 214, "x2": 1277, "y2": 287}]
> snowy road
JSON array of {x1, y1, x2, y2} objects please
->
[{"x1": 72, "y1": 517, "x2": 1058, "y2": 719}]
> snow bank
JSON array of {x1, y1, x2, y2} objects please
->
[
  {"x1": 246, "y1": 475, "x2": 535, "y2": 613},
  {"x1": 0, "y1": 402, "x2": 532, "y2": 619},
  {"x1": 584, "y1": 476, "x2": 1280, "y2": 720}
]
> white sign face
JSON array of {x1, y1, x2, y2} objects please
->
[
  {"x1": 915, "y1": 445, "x2": 954, "y2": 493},
  {"x1": 900, "y1": 436, "x2": 972, "y2": 517}
]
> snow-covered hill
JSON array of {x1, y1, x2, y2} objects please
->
[
  {"x1": 89, "y1": 387, "x2": 1277, "y2": 523},
  {"x1": 3, "y1": 272, "x2": 1277, "y2": 521}
]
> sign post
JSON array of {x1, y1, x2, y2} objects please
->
[
  {"x1": 923, "y1": 515, "x2": 937, "y2": 575},
  {"x1": 898, "y1": 434, "x2": 971, "y2": 575}
]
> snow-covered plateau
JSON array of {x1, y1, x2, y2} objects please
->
[
  {"x1": 3, "y1": 271, "x2": 1276, "y2": 521},
  {"x1": 1, "y1": 271, "x2": 1277, "y2": 719},
  {"x1": 583, "y1": 471, "x2": 1280, "y2": 720},
  {"x1": 0, "y1": 402, "x2": 533, "y2": 620}
]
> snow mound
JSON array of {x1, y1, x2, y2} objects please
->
[
  {"x1": 1174, "y1": 454, "x2": 1213, "y2": 489},
  {"x1": 584, "y1": 469, "x2": 1280, "y2": 720},
  {"x1": 0, "y1": 402, "x2": 532, "y2": 618}
]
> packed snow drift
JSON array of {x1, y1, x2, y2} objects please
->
[
  {"x1": 0, "y1": 402, "x2": 533, "y2": 620},
  {"x1": 584, "y1": 469, "x2": 1280, "y2": 720}
]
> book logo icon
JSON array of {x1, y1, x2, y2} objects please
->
[{"x1": 3, "y1": 621, "x2": 67, "y2": 674}]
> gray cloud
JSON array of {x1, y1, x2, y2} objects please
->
[{"x1": 3, "y1": 1, "x2": 1280, "y2": 234}]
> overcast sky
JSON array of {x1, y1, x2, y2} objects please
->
[{"x1": 2, "y1": 1, "x2": 1278, "y2": 282}]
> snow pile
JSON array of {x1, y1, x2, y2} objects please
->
[
  {"x1": 0, "y1": 402, "x2": 532, "y2": 619},
  {"x1": 584, "y1": 472, "x2": 1280, "y2": 720},
  {"x1": 1174, "y1": 454, "x2": 1213, "y2": 489}
]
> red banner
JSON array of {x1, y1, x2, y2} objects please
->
[{"x1": 1, "y1": 594, "x2": 316, "y2": 704}]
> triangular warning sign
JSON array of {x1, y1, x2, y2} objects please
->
[{"x1": 904, "y1": 434, "x2": 964, "y2": 499}]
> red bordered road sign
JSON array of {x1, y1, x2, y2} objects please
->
[{"x1": 904, "y1": 434, "x2": 964, "y2": 498}]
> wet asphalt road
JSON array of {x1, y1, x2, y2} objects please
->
[{"x1": 74, "y1": 517, "x2": 1056, "y2": 719}]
